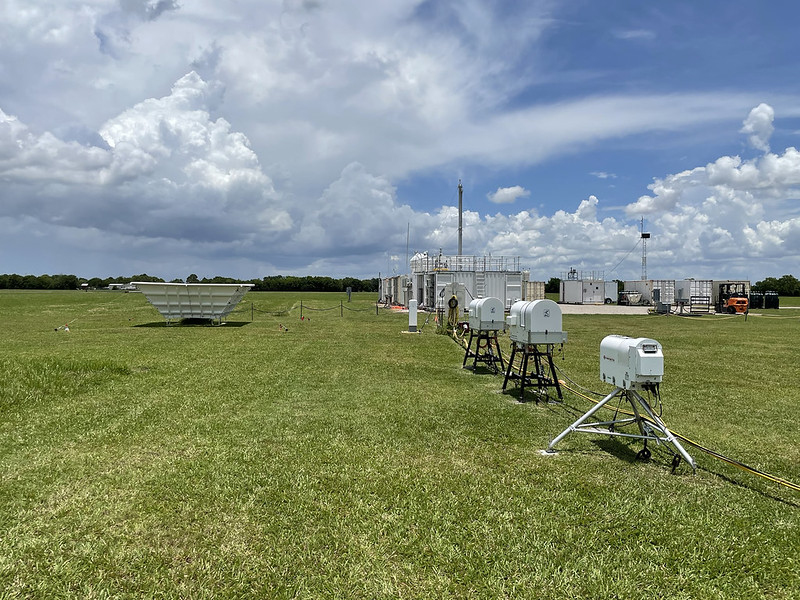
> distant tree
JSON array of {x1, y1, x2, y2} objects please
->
[
  {"x1": 545, "y1": 277, "x2": 561, "y2": 294},
  {"x1": 778, "y1": 274, "x2": 800, "y2": 296},
  {"x1": 186, "y1": 274, "x2": 199, "y2": 283},
  {"x1": 51, "y1": 274, "x2": 80, "y2": 289},
  {"x1": 127, "y1": 274, "x2": 164, "y2": 283},
  {"x1": 361, "y1": 277, "x2": 379, "y2": 292},
  {"x1": 754, "y1": 274, "x2": 800, "y2": 296}
]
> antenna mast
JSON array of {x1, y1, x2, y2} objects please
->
[
  {"x1": 640, "y1": 218, "x2": 650, "y2": 281},
  {"x1": 458, "y1": 180, "x2": 463, "y2": 256},
  {"x1": 406, "y1": 222, "x2": 410, "y2": 271}
]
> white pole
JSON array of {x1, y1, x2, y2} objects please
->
[{"x1": 409, "y1": 299, "x2": 418, "y2": 332}]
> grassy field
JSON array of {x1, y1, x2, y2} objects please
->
[{"x1": 1, "y1": 290, "x2": 798, "y2": 599}]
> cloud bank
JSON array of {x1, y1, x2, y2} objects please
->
[{"x1": 1, "y1": 2, "x2": 799, "y2": 282}]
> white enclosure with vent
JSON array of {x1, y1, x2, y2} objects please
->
[
  {"x1": 507, "y1": 299, "x2": 567, "y2": 345},
  {"x1": 468, "y1": 297, "x2": 505, "y2": 331},
  {"x1": 134, "y1": 282, "x2": 253, "y2": 324},
  {"x1": 600, "y1": 335, "x2": 663, "y2": 389}
]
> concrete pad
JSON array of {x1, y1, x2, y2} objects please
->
[{"x1": 558, "y1": 304, "x2": 651, "y2": 315}]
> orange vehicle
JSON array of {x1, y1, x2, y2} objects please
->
[
  {"x1": 717, "y1": 282, "x2": 749, "y2": 314},
  {"x1": 724, "y1": 296, "x2": 749, "y2": 314}
]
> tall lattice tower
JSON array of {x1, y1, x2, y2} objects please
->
[{"x1": 640, "y1": 218, "x2": 650, "y2": 280}]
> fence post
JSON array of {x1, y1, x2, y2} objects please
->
[
  {"x1": 340, "y1": 300, "x2": 343, "y2": 317},
  {"x1": 301, "y1": 301, "x2": 303, "y2": 319}
]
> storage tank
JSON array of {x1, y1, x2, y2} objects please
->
[
  {"x1": 748, "y1": 292, "x2": 764, "y2": 309},
  {"x1": 468, "y1": 297, "x2": 505, "y2": 331},
  {"x1": 764, "y1": 291, "x2": 780, "y2": 309}
]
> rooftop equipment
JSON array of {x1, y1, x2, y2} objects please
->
[
  {"x1": 463, "y1": 297, "x2": 506, "y2": 373},
  {"x1": 134, "y1": 282, "x2": 253, "y2": 325},
  {"x1": 503, "y1": 300, "x2": 566, "y2": 401},
  {"x1": 547, "y1": 335, "x2": 695, "y2": 472}
]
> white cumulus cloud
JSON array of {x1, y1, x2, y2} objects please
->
[
  {"x1": 740, "y1": 103, "x2": 774, "y2": 152},
  {"x1": 487, "y1": 185, "x2": 530, "y2": 204}
]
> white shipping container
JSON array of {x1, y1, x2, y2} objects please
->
[
  {"x1": 624, "y1": 280, "x2": 651, "y2": 302},
  {"x1": 560, "y1": 279, "x2": 583, "y2": 304},
  {"x1": 651, "y1": 280, "x2": 675, "y2": 304},
  {"x1": 676, "y1": 279, "x2": 712, "y2": 301},
  {"x1": 624, "y1": 280, "x2": 675, "y2": 304}
]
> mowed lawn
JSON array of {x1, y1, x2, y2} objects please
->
[{"x1": 1, "y1": 290, "x2": 798, "y2": 599}]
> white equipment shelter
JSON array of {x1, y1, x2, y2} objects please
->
[
  {"x1": 462, "y1": 297, "x2": 506, "y2": 373},
  {"x1": 134, "y1": 282, "x2": 253, "y2": 325},
  {"x1": 503, "y1": 299, "x2": 567, "y2": 401},
  {"x1": 547, "y1": 335, "x2": 695, "y2": 472}
]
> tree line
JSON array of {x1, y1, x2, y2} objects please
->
[
  {"x1": 0, "y1": 273, "x2": 380, "y2": 293},
  {"x1": 751, "y1": 274, "x2": 800, "y2": 296},
  {"x1": 2, "y1": 272, "x2": 795, "y2": 295}
]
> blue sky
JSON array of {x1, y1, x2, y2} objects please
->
[{"x1": 2, "y1": 1, "x2": 800, "y2": 282}]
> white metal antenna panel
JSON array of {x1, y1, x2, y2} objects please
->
[{"x1": 133, "y1": 282, "x2": 253, "y2": 323}]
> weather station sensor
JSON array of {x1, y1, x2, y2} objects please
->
[
  {"x1": 547, "y1": 335, "x2": 695, "y2": 472},
  {"x1": 600, "y1": 335, "x2": 663, "y2": 389},
  {"x1": 134, "y1": 282, "x2": 253, "y2": 325},
  {"x1": 503, "y1": 300, "x2": 567, "y2": 402},
  {"x1": 468, "y1": 297, "x2": 505, "y2": 331},
  {"x1": 507, "y1": 299, "x2": 567, "y2": 345},
  {"x1": 463, "y1": 297, "x2": 506, "y2": 373}
]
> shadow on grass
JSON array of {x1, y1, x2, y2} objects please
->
[
  {"x1": 592, "y1": 437, "x2": 639, "y2": 464},
  {"x1": 500, "y1": 385, "x2": 566, "y2": 405},
  {"x1": 134, "y1": 321, "x2": 251, "y2": 328},
  {"x1": 463, "y1": 364, "x2": 504, "y2": 377},
  {"x1": 697, "y1": 466, "x2": 800, "y2": 508}
]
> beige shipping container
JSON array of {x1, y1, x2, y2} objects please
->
[{"x1": 524, "y1": 281, "x2": 546, "y2": 300}]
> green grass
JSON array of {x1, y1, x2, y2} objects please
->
[{"x1": 1, "y1": 290, "x2": 799, "y2": 598}]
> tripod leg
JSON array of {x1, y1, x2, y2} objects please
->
[
  {"x1": 548, "y1": 351, "x2": 562, "y2": 399},
  {"x1": 547, "y1": 387, "x2": 623, "y2": 452},
  {"x1": 520, "y1": 349, "x2": 529, "y2": 401},
  {"x1": 463, "y1": 331, "x2": 474, "y2": 367},
  {"x1": 629, "y1": 391, "x2": 696, "y2": 472},
  {"x1": 502, "y1": 343, "x2": 516, "y2": 391}
]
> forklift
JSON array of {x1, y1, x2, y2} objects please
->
[{"x1": 717, "y1": 283, "x2": 749, "y2": 314}]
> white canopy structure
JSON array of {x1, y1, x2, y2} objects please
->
[{"x1": 133, "y1": 282, "x2": 253, "y2": 325}]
